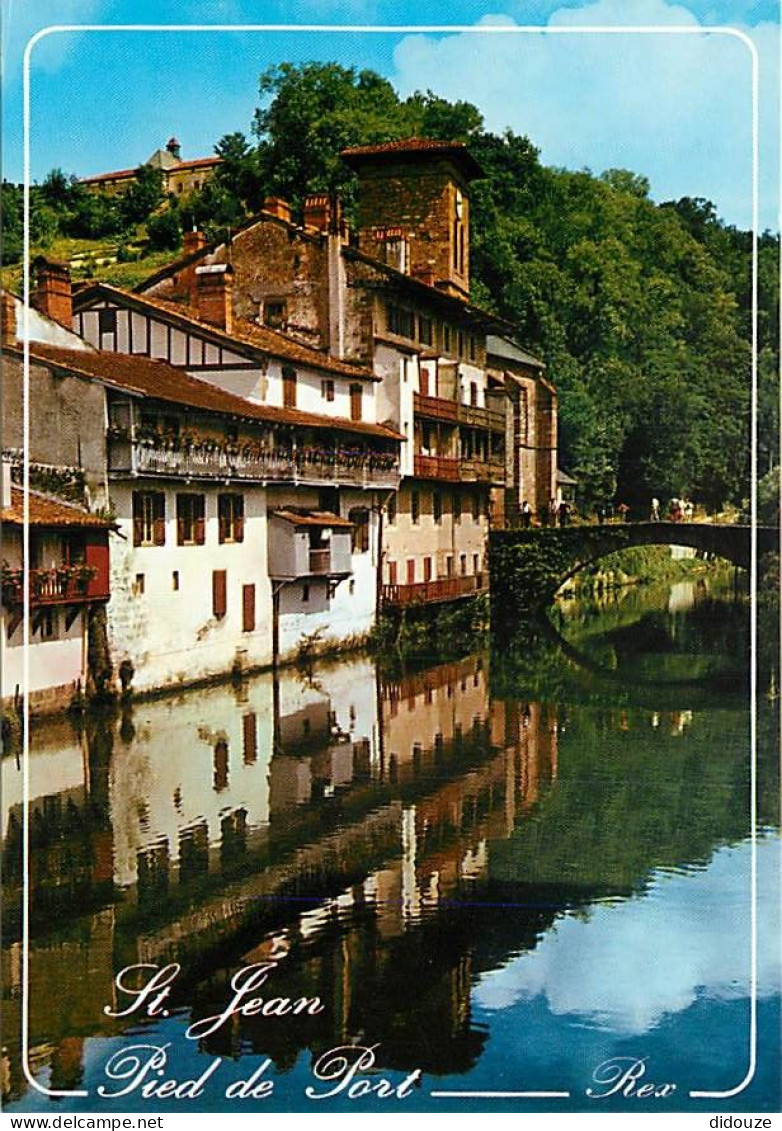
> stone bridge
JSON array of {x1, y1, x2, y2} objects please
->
[{"x1": 490, "y1": 522, "x2": 778, "y2": 622}]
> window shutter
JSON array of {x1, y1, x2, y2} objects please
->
[
  {"x1": 234, "y1": 514, "x2": 244, "y2": 543},
  {"x1": 213, "y1": 570, "x2": 227, "y2": 619},
  {"x1": 177, "y1": 518, "x2": 185, "y2": 546},
  {"x1": 242, "y1": 583, "x2": 255, "y2": 632},
  {"x1": 242, "y1": 713, "x2": 257, "y2": 765},
  {"x1": 153, "y1": 494, "x2": 166, "y2": 545},
  {"x1": 133, "y1": 519, "x2": 143, "y2": 547},
  {"x1": 153, "y1": 518, "x2": 166, "y2": 546},
  {"x1": 195, "y1": 517, "x2": 205, "y2": 545}
]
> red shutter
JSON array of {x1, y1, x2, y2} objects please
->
[
  {"x1": 242, "y1": 713, "x2": 257, "y2": 764},
  {"x1": 234, "y1": 514, "x2": 244, "y2": 543},
  {"x1": 133, "y1": 518, "x2": 143, "y2": 546},
  {"x1": 153, "y1": 518, "x2": 166, "y2": 546},
  {"x1": 195, "y1": 517, "x2": 205, "y2": 545},
  {"x1": 242, "y1": 583, "x2": 255, "y2": 632},
  {"x1": 213, "y1": 570, "x2": 227, "y2": 619}
]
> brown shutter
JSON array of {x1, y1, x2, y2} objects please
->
[
  {"x1": 218, "y1": 495, "x2": 228, "y2": 544},
  {"x1": 133, "y1": 519, "x2": 143, "y2": 546},
  {"x1": 195, "y1": 517, "x2": 205, "y2": 545},
  {"x1": 350, "y1": 384, "x2": 362, "y2": 421},
  {"x1": 153, "y1": 493, "x2": 166, "y2": 545},
  {"x1": 234, "y1": 513, "x2": 244, "y2": 543},
  {"x1": 242, "y1": 583, "x2": 255, "y2": 632},
  {"x1": 213, "y1": 570, "x2": 227, "y2": 619},
  {"x1": 177, "y1": 518, "x2": 185, "y2": 546}
]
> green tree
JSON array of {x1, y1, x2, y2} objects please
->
[{"x1": 119, "y1": 165, "x2": 165, "y2": 227}]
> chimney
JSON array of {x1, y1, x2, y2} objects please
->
[
  {"x1": 34, "y1": 259, "x2": 72, "y2": 329},
  {"x1": 195, "y1": 263, "x2": 233, "y2": 333},
  {"x1": 183, "y1": 229, "x2": 207, "y2": 257},
  {"x1": 1, "y1": 290, "x2": 16, "y2": 341},
  {"x1": 303, "y1": 193, "x2": 340, "y2": 234},
  {"x1": 263, "y1": 196, "x2": 292, "y2": 224}
]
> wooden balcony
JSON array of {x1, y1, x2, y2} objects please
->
[
  {"x1": 413, "y1": 392, "x2": 459, "y2": 423},
  {"x1": 109, "y1": 437, "x2": 400, "y2": 489},
  {"x1": 381, "y1": 574, "x2": 488, "y2": 608},
  {"x1": 2, "y1": 564, "x2": 110, "y2": 608},
  {"x1": 413, "y1": 454, "x2": 460, "y2": 482},
  {"x1": 459, "y1": 457, "x2": 506, "y2": 485},
  {"x1": 457, "y1": 403, "x2": 505, "y2": 432}
]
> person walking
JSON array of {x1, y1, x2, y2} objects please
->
[
  {"x1": 650, "y1": 497, "x2": 660, "y2": 522},
  {"x1": 596, "y1": 503, "x2": 606, "y2": 525},
  {"x1": 522, "y1": 499, "x2": 532, "y2": 528},
  {"x1": 558, "y1": 500, "x2": 570, "y2": 527}
]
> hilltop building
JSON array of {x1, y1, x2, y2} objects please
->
[{"x1": 80, "y1": 136, "x2": 220, "y2": 198}]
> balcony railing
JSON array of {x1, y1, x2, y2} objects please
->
[
  {"x1": 2, "y1": 565, "x2": 110, "y2": 608},
  {"x1": 413, "y1": 454, "x2": 460, "y2": 482},
  {"x1": 413, "y1": 392, "x2": 459, "y2": 423},
  {"x1": 457, "y1": 403, "x2": 505, "y2": 432},
  {"x1": 109, "y1": 437, "x2": 400, "y2": 488},
  {"x1": 459, "y1": 456, "x2": 506, "y2": 484},
  {"x1": 381, "y1": 574, "x2": 488, "y2": 607}
]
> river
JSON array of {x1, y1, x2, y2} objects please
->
[{"x1": 2, "y1": 569, "x2": 779, "y2": 1113}]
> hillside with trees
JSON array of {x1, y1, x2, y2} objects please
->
[{"x1": 3, "y1": 61, "x2": 777, "y2": 513}]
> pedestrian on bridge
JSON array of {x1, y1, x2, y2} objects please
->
[
  {"x1": 650, "y1": 497, "x2": 660, "y2": 521},
  {"x1": 522, "y1": 499, "x2": 533, "y2": 528}
]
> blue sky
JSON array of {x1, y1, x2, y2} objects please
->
[{"x1": 1, "y1": 0, "x2": 779, "y2": 231}]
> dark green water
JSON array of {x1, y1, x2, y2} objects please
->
[{"x1": 3, "y1": 572, "x2": 779, "y2": 1113}]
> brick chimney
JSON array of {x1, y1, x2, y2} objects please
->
[
  {"x1": 1, "y1": 290, "x2": 16, "y2": 341},
  {"x1": 183, "y1": 229, "x2": 207, "y2": 258},
  {"x1": 263, "y1": 196, "x2": 292, "y2": 224},
  {"x1": 34, "y1": 259, "x2": 72, "y2": 329},
  {"x1": 303, "y1": 193, "x2": 340, "y2": 234},
  {"x1": 195, "y1": 263, "x2": 233, "y2": 333}
]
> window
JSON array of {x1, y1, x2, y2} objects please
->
[
  {"x1": 443, "y1": 324, "x2": 452, "y2": 353},
  {"x1": 302, "y1": 583, "x2": 310, "y2": 603},
  {"x1": 32, "y1": 609, "x2": 55, "y2": 639},
  {"x1": 406, "y1": 559, "x2": 416, "y2": 585},
  {"x1": 454, "y1": 491, "x2": 462, "y2": 524},
  {"x1": 264, "y1": 299, "x2": 286, "y2": 329},
  {"x1": 172, "y1": 571, "x2": 179, "y2": 591},
  {"x1": 469, "y1": 335, "x2": 476, "y2": 361},
  {"x1": 321, "y1": 379, "x2": 335, "y2": 402},
  {"x1": 213, "y1": 570, "x2": 227, "y2": 619},
  {"x1": 242, "y1": 584, "x2": 255, "y2": 632},
  {"x1": 350, "y1": 383, "x2": 363, "y2": 422},
  {"x1": 433, "y1": 492, "x2": 442, "y2": 525},
  {"x1": 411, "y1": 491, "x2": 420, "y2": 525},
  {"x1": 99, "y1": 308, "x2": 116, "y2": 335},
  {"x1": 387, "y1": 302, "x2": 415, "y2": 339},
  {"x1": 388, "y1": 561, "x2": 397, "y2": 585},
  {"x1": 386, "y1": 494, "x2": 397, "y2": 525},
  {"x1": 243, "y1": 713, "x2": 257, "y2": 765},
  {"x1": 472, "y1": 492, "x2": 480, "y2": 521},
  {"x1": 282, "y1": 365, "x2": 297, "y2": 408},
  {"x1": 134, "y1": 573, "x2": 145, "y2": 595},
  {"x1": 458, "y1": 331, "x2": 465, "y2": 358},
  {"x1": 470, "y1": 382, "x2": 478, "y2": 407},
  {"x1": 419, "y1": 367, "x2": 429, "y2": 397},
  {"x1": 473, "y1": 553, "x2": 480, "y2": 575},
  {"x1": 349, "y1": 507, "x2": 370, "y2": 554},
  {"x1": 218, "y1": 494, "x2": 244, "y2": 543},
  {"x1": 418, "y1": 315, "x2": 433, "y2": 346},
  {"x1": 176, "y1": 493, "x2": 206, "y2": 545},
  {"x1": 132, "y1": 491, "x2": 165, "y2": 546},
  {"x1": 460, "y1": 554, "x2": 467, "y2": 576},
  {"x1": 423, "y1": 557, "x2": 432, "y2": 582},
  {"x1": 446, "y1": 555, "x2": 454, "y2": 578}
]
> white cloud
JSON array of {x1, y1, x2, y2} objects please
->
[
  {"x1": 473, "y1": 836, "x2": 780, "y2": 1034},
  {"x1": 391, "y1": 2, "x2": 779, "y2": 229}
]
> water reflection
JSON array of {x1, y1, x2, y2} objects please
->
[{"x1": 2, "y1": 581, "x2": 779, "y2": 1111}]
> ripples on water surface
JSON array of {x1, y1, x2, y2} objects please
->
[{"x1": 3, "y1": 574, "x2": 779, "y2": 1112}]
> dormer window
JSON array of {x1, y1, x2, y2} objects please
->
[{"x1": 264, "y1": 299, "x2": 287, "y2": 329}]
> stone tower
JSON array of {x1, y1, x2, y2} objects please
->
[{"x1": 340, "y1": 138, "x2": 484, "y2": 299}]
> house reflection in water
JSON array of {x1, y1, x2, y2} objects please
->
[{"x1": 1, "y1": 652, "x2": 559, "y2": 1101}]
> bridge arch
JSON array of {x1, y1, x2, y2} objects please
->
[{"x1": 489, "y1": 522, "x2": 772, "y2": 624}]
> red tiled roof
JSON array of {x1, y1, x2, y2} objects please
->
[
  {"x1": 271, "y1": 509, "x2": 353, "y2": 528},
  {"x1": 2, "y1": 486, "x2": 114, "y2": 528},
  {"x1": 74, "y1": 284, "x2": 379, "y2": 383},
  {"x1": 16, "y1": 342, "x2": 404, "y2": 442},
  {"x1": 81, "y1": 156, "x2": 221, "y2": 184},
  {"x1": 341, "y1": 138, "x2": 484, "y2": 179}
]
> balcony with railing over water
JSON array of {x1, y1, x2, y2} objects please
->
[
  {"x1": 381, "y1": 573, "x2": 488, "y2": 607},
  {"x1": 413, "y1": 453, "x2": 461, "y2": 482},
  {"x1": 108, "y1": 432, "x2": 400, "y2": 488},
  {"x1": 2, "y1": 562, "x2": 110, "y2": 608}
]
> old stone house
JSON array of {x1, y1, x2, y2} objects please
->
[
  {"x1": 135, "y1": 138, "x2": 558, "y2": 610},
  {"x1": 80, "y1": 137, "x2": 220, "y2": 198}
]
